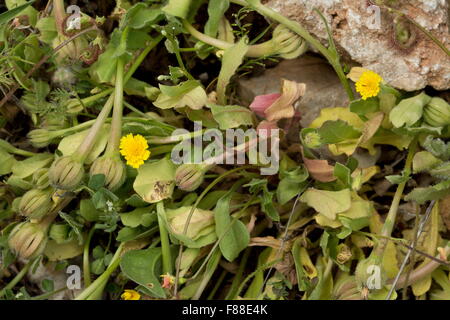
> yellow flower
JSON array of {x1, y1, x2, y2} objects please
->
[
  {"x1": 119, "y1": 134, "x2": 150, "y2": 169},
  {"x1": 121, "y1": 289, "x2": 141, "y2": 300},
  {"x1": 355, "y1": 70, "x2": 383, "y2": 100}
]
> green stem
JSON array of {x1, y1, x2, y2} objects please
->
[
  {"x1": 374, "y1": 137, "x2": 417, "y2": 260},
  {"x1": 83, "y1": 227, "x2": 96, "y2": 288},
  {"x1": 231, "y1": 0, "x2": 354, "y2": 100},
  {"x1": 0, "y1": 139, "x2": 37, "y2": 157},
  {"x1": 207, "y1": 269, "x2": 227, "y2": 300},
  {"x1": 225, "y1": 248, "x2": 251, "y2": 300},
  {"x1": 0, "y1": 258, "x2": 36, "y2": 298},
  {"x1": 75, "y1": 243, "x2": 124, "y2": 300},
  {"x1": 183, "y1": 20, "x2": 278, "y2": 58},
  {"x1": 157, "y1": 201, "x2": 173, "y2": 275},
  {"x1": 174, "y1": 165, "x2": 255, "y2": 295},
  {"x1": 105, "y1": 57, "x2": 125, "y2": 156}
]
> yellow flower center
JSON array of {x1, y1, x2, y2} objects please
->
[
  {"x1": 119, "y1": 134, "x2": 151, "y2": 169},
  {"x1": 121, "y1": 289, "x2": 141, "y2": 300},
  {"x1": 355, "y1": 70, "x2": 383, "y2": 100}
]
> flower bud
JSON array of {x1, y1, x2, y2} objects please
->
[
  {"x1": 49, "y1": 223, "x2": 71, "y2": 244},
  {"x1": 175, "y1": 164, "x2": 212, "y2": 192},
  {"x1": 333, "y1": 274, "x2": 362, "y2": 300},
  {"x1": 19, "y1": 188, "x2": 54, "y2": 221},
  {"x1": 8, "y1": 222, "x2": 49, "y2": 259},
  {"x1": 89, "y1": 156, "x2": 126, "y2": 191},
  {"x1": 52, "y1": 34, "x2": 89, "y2": 62},
  {"x1": 27, "y1": 129, "x2": 56, "y2": 148},
  {"x1": 49, "y1": 156, "x2": 85, "y2": 190},
  {"x1": 41, "y1": 113, "x2": 70, "y2": 131},
  {"x1": 272, "y1": 25, "x2": 307, "y2": 59},
  {"x1": 32, "y1": 168, "x2": 50, "y2": 189},
  {"x1": 423, "y1": 97, "x2": 450, "y2": 128}
]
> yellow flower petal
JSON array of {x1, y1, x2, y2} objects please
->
[
  {"x1": 355, "y1": 70, "x2": 383, "y2": 100},
  {"x1": 121, "y1": 289, "x2": 141, "y2": 300},
  {"x1": 119, "y1": 134, "x2": 151, "y2": 169}
]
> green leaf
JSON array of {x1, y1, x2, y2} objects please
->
[
  {"x1": 317, "y1": 120, "x2": 361, "y2": 144},
  {"x1": 163, "y1": 0, "x2": 192, "y2": 19},
  {"x1": 413, "y1": 151, "x2": 442, "y2": 173},
  {"x1": 154, "y1": 80, "x2": 208, "y2": 110},
  {"x1": 333, "y1": 162, "x2": 351, "y2": 187},
  {"x1": 120, "y1": 207, "x2": 156, "y2": 228},
  {"x1": 276, "y1": 166, "x2": 309, "y2": 205},
  {"x1": 205, "y1": 0, "x2": 230, "y2": 37},
  {"x1": 216, "y1": 37, "x2": 248, "y2": 105},
  {"x1": 124, "y1": 3, "x2": 163, "y2": 29},
  {"x1": 405, "y1": 180, "x2": 450, "y2": 204},
  {"x1": 349, "y1": 97, "x2": 379, "y2": 116},
  {"x1": 1, "y1": 0, "x2": 35, "y2": 26},
  {"x1": 244, "y1": 179, "x2": 279, "y2": 221},
  {"x1": 209, "y1": 103, "x2": 253, "y2": 130},
  {"x1": 11, "y1": 153, "x2": 53, "y2": 179},
  {"x1": 120, "y1": 247, "x2": 166, "y2": 298},
  {"x1": 386, "y1": 171, "x2": 410, "y2": 184},
  {"x1": 58, "y1": 124, "x2": 110, "y2": 164},
  {"x1": 133, "y1": 158, "x2": 176, "y2": 203},
  {"x1": 300, "y1": 188, "x2": 352, "y2": 220},
  {"x1": 0, "y1": 149, "x2": 16, "y2": 175},
  {"x1": 44, "y1": 239, "x2": 84, "y2": 261},
  {"x1": 389, "y1": 92, "x2": 431, "y2": 128},
  {"x1": 214, "y1": 191, "x2": 250, "y2": 262}
]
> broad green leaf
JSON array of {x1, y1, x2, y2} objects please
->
[
  {"x1": 276, "y1": 166, "x2": 308, "y2": 205},
  {"x1": 154, "y1": 80, "x2": 208, "y2": 110},
  {"x1": 349, "y1": 97, "x2": 379, "y2": 116},
  {"x1": 214, "y1": 191, "x2": 250, "y2": 261},
  {"x1": 120, "y1": 247, "x2": 166, "y2": 298},
  {"x1": 5, "y1": 0, "x2": 37, "y2": 26},
  {"x1": 44, "y1": 239, "x2": 83, "y2": 261},
  {"x1": 310, "y1": 107, "x2": 364, "y2": 130},
  {"x1": 405, "y1": 180, "x2": 450, "y2": 204},
  {"x1": 79, "y1": 199, "x2": 100, "y2": 222},
  {"x1": 11, "y1": 153, "x2": 53, "y2": 179},
  {"x1": 0, "y1": 149, "x2": 16, "y2": 175},
  {"x1": 58, "y1": 124, "x2": 109, "y2": 164},
  {"x1": 158, "y1": 205, "x2": 217, "y2": 248},
  {"x1": 133, "y1": 158, "x2": 176, "y2": 203},
  {"x1": 216, "y1": 37, "x2": 248, "y2": 105},
  {"x1": 120, "y1": 207, "x2": 156, "y2": 228},
  {"x1": 35, "y1": 16, "x2": 57, "y2": 44},
  {"x1": 205, "y1": 0, "x2": 230, "y2": 37},
  {"x1": 163, "y1": 0, "x2": 192, "y2": 19},
  {"x1": 0, "y1": 0, "x2": 34, "y2": 25},
  {"x1": 124, "y1": 3, "x2": 163, "y2": 29},
  {"x1": 413, "y1": 151, "x2": 442, "y2": 173},
  {"x1": 317, "y1": 120, "x2": 361, "y2": 144},
  {"x1": 300, "y1": 188, "x2": 352, "y2": 220},
  {"x1": 209, "y1": 103, "x2": 253, "y2": 130},
  {"x1": 389, "y1": 92, "x2": 431, "y2": 128}
]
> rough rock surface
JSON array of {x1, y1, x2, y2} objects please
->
[
  {"x1": 262, "y1": 0, "x2": 450, "y2": 91},
  {"x1": 238, "y1": 55, "x2": 350, "y2": 127}
]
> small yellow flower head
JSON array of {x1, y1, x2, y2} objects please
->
[
  {"x1": 121, "y1": 289, "x2": 141, "y2": 300},
  {"x1": 355, "y1": 70, "x2": 383, "y2": 100},
  {"x1": 119, "y1": 134, "x2": 150, "y2": 169}
]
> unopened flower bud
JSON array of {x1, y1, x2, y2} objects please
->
[
  {"x1": 49, "y1": 156, "x2": 85, "y2": 190},
  {"x1": 49, "y1": 223, "x2": 71, "y2": 244},
  {"x1": 271, "y1": 25, "x2": 307, "y2": 59},
  {"x1": 89, "y1": 156, "x2": 126, "y2": 191},
  {"x1": 32, "y1": 168, "x2": 50, "y2": 189},
  {"x1": 8, "y1": 221, "x2": 49, "y2": 259},
  {"x1": 19, "y1": 188, "x2": 54, "y2": 221},
  {"x1": 41, "y1": 113, "x2": 69, "y2": 131},
  {"x1": 27, "y1": 129, "x2": 56, "y2": 148},
  {"x1": 175, "y1": 163, "x2": 212, "y2": 192},
  {"x1": 423, "y1": 97, "x2": 450, "y2": 128}
]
